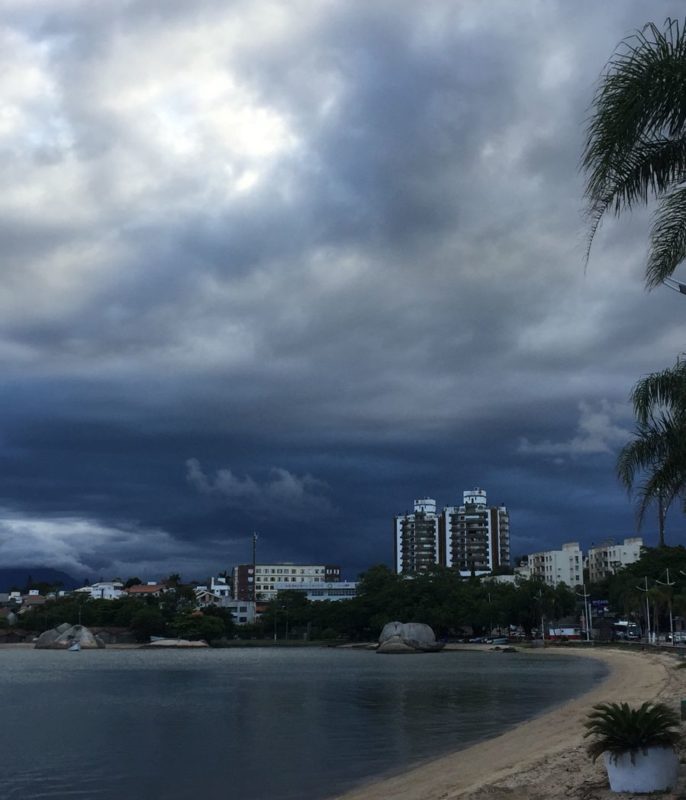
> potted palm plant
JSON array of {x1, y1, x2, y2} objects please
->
[{"x1": 584, "y1": 701, "x2": 681, "y2": 793}]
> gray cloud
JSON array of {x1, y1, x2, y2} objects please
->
[
  {"x1": 519, "y1": 401, "x2": 632, "y2": 459},
  {"x1": 186, "y1": 458, "x2": 334, "y2": 518},
  {"x1": 0, "y1": 0, "x2": 683, "y2": 577}
]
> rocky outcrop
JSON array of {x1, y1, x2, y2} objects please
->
[
  {"x1": 377, "y1": 621, "x2": 444, "y2": 654},
  {"x1": 35, "y1": 624, "x2": 105, "y2": 649}
]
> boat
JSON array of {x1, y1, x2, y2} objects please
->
[{"x1": 68, "y1": 641, "x2": 81, "y2": 652}]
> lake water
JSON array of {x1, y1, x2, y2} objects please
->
[{"x1": 0, "y1": 647, "x2": 606, "y2": 800}]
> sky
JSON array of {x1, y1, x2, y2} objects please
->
[{"x1": 1, "y1": 0, "x2": 685, "y2": 583}]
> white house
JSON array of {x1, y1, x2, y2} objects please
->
[{"x1": 74, "y1": 581, "x2": 125, "y2": 600}]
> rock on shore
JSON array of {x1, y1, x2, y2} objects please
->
[
  {"x1": 35, "y1": 623, "x2": 105, "y2": 649},
  {"x1": 377, "y1": 621, "x2": 444, "y2": 654}
]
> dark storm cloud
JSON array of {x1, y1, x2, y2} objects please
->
[{"x1": 0, "y1": 0, "x2": 684, "y2": 578}]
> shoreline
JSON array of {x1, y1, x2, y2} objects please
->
[{"x1": 331, "y1": 646, "x2": 685, "y2": 800}]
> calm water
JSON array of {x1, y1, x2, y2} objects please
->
[{"x1": 0, "y1": 647, "x2": 605, "y2": 800}]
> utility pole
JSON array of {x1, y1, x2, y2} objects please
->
[
  {"x1": 536, "y1": 590, "x2": 546, "y2": 646},
  {"x1": 656, "y1": 568, "x2": 675, "y2": 645},
  {"x1": 637, "y1": 577, "x2": 652, "y2": 644},
  {"x1": 577, "y1": 584, "x2": 592, "y2": 643}
]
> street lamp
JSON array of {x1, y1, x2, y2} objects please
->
[
  {"x1": 577, "y1": 584, "x2": 592, "y2": 643},
  {"x1": 535, "y1": 589, "x2": 546, "y2": 646},
  {"x1": 656, "y1": 569, "x2": 675, "y2": 645},
  {"x1": 637, "y1": 577, "x2": 652, "y2": 644},
  {"x1": 663, "y1": 277, "x2": 686, "y2": 295}
]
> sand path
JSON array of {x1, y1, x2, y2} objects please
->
[{"x1": 332, "y1": 647, "x2": 686, "y2": 800}]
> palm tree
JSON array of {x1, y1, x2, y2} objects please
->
[
  {"x1": 617, "y1": 360, "x2": 686, "y2": 544},
  {"x1": 583, "y1": 18, "x2": 686, "y2": 288}
]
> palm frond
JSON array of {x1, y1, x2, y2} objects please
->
[
  {"x1": 584, "y1": 701, "x2": 681, "y2": 762},
  {"x1": 647, "y1": 185, "x2": 686, "y2": 286},
  {"x1": 617, "y1": 397, "x2": 686, "y2": 528},
  {"x1": 630, "y1": 361, "x2": 686, "y2": 423},
  {"x1": 583, "y1": 18, "x2": 686, "y2": 279}
]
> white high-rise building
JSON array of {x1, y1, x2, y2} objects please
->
[
  {"x1": 394, "y1": 498, "x2": 441, "y2": 575},
  {"x1": 587, "y1": 537, "x2": 643, "y2": 584},
  {"x1": 441, "y1": 489, "x2": 510, "y2": 576}
]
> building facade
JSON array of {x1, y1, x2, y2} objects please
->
[
  {"x1": 442, "y1": 489, "x2": 510, "y2": 577},
  {"x1": 74, "y1": 581, "x2": 124, "y2": 600},
  {"x1": 271, "y1": 580, "x2": 357, "y2": 601},
  {"x1": 232, "y1": 563, "x2": 341, "y2": 602},
  {"x1": 394, "y1": 498, "x2": 442, "y2": 575},
  {"x1": 526, "y1": 542, "x2": 583, "y2": 588},
  {"x1": 587, "y1": 537, "x2": 643, "y2": 584}
]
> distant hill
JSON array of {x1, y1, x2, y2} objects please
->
[{"x1": 0, "y1": 568, "x2": 80, "y2": 592}]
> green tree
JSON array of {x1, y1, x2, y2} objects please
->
[
  {"x1": 606, "y1": 545, "x2": 686, "y2": 619},
  {"x1": 130, "y1": 607, "x2": 167, "y2": 642},
  {"x1": 172, "y1": 612, "x2": 225, "y2": 642},
  {"x1": 617, "y1": 362, "x2": 686, "y2": 544},
  {"x1": 583, "y1": 18, "x2": 686, "y2": 288}
]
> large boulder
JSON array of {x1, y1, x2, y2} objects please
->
[
  {"x1": 377, "y1": 621, "x2": 444, "y2": 654},
  {"x1": 35, "y1": 624, "x2": 105, "y2": 649}
]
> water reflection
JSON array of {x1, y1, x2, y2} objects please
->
[{"x1": 0, "y1": 648, "x2": 605, "y2": 800}]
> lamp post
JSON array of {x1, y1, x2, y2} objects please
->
[
  {"x1": 252, "y1": 531, "x2": 258, "y2": 604},
  {"x1": 637, "y1": 577, "x2": 652, "y2": 644},
  {"x1": 535, "y1": 589, "x2": 546, "y2": 646},
  {"x1": 656, "y1": 569, "x2": 675, "y2": 646},
  {"x1": 663, "y1": 277, "x2": 686, "y2": 295},
  {"x1": 577, "y1": 584, "x2": 592, "y2": 643}
]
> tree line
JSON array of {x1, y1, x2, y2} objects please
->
[{"x1": 10, "y1": 545, "x2": 686, "y2": 643}]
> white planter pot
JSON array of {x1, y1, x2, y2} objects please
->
[{"x1": 603, "y1": 746, "x2": 680, "y2": 793}]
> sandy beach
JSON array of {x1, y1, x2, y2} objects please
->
[{"x1": 332, "y1": 646, "x2": 686, "y2": 800}]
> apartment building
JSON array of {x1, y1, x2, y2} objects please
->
[
  {"x1": 587, "y1": 537, "x2": 643, "y2": 584},
  {"x1": 233, "y1": 563, "x2": 341, "y2": 601},
  {"x1": 442, "y1": 489, "x2": 511, "y2": 577},
  {"x1": 526, "y1": 542, "x2": 583, "y2": 588},
  {"x1": 394, "y1": 498, "x2": 442, "y2": 575}
]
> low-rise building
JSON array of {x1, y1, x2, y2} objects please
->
[
  {"x1": 194, "y1": 588, "x2": 223, "y2": 607},
  {"x1": 19, "y1": 594, "x2": 47, "y2": 610},
  {"x1": 209, "y1": 576, "x2": 231, "y2": 599},
  {"x1": 271, "y1": 580, "x2": 357, "y2": 601},
  {"x1": 233, "y1": 563, "x2": 341, "y2": 602},
  {"x1": 224, "y1": 600, "x2": 256, "y2": 625},
  {"x1": 125, "y1": 582, "x2": 167, "y2": 598},
  {"x1": 527, "y1": 542, "x2": 583, "y2": 588},
  {"x1": 587, "y1": 537, "x2": 643, "y2": 584},
  {"x1": 194, "y1": 576, "x2": 232, "y2": 607},
  {"x1": 74, "y1": 581, "x2": 124, "y2": 600}
]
